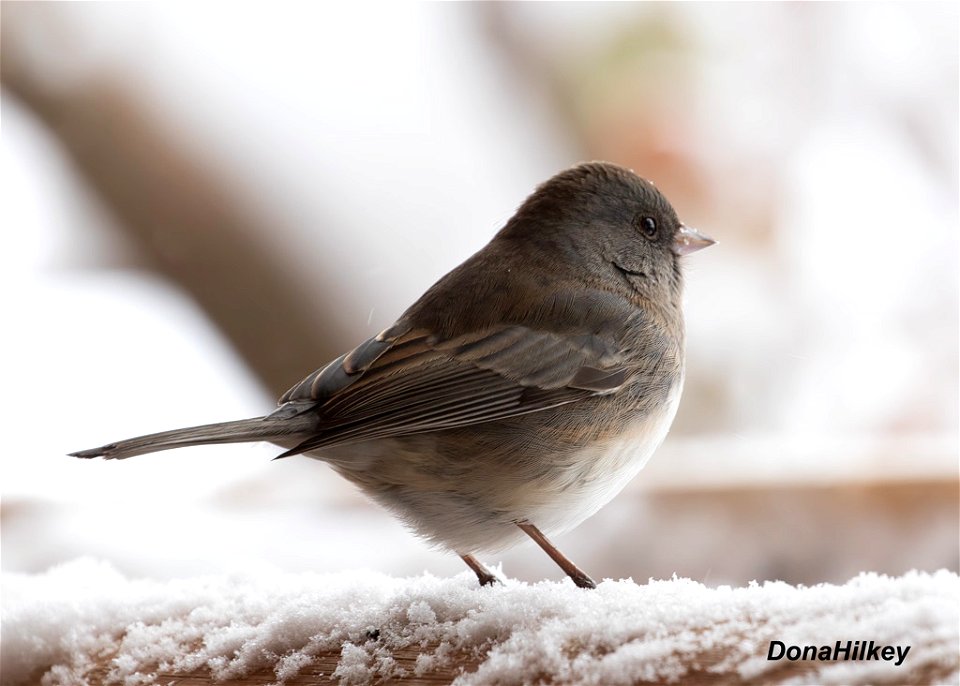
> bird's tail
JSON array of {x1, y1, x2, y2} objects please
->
[{"x1": 70, "y1": 414, "x2": 317, "y2": 460}]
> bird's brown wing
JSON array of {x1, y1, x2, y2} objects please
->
[{"x1": 273, "y1": 321, "x2": 631, "y2": 456}]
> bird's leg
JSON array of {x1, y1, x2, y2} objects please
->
[
  {"x1": 516, "y1": 520, "x2": 596, "y2": 589},
  {"x1": 459, "y1": 553, "x2": 501, "y2": 587}
]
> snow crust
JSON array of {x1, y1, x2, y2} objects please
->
[{"x1": 3, "y1": 559, "x2": 957, "y2": 685}]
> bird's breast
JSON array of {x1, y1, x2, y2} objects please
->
[{"x1": 526, "y1": 373, "x2": 684, "y2": 536}]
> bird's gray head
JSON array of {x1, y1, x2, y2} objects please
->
[{"x1": 499, "y1": 161, "x2": 714, "y2": 303}]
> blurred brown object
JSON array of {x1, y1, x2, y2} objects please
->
[
  {"x1": 597, "y1": 478, "x2": 959, "y2": 586},
  {"x1": 478, "y1": 2, "x2": 777, "y2": 245},
  {"x1": 1, "y1": 4, "x2": 350, "y2": 398}
]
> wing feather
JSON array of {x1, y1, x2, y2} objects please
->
[{"x1": 274, "y1": 322, "x2": 632, "y2": 456}]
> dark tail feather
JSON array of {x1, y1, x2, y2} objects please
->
[{"x1": 70, "y1": 415, "x2": 317, "y2": 460}]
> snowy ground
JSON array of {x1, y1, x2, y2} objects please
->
[{"x1": 3, "y1": 559, "x2": 957, "y2": 686}]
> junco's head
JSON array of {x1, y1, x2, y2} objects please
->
[{"x1": 499, "y1": 162, "x2": 713, "y2": 301}]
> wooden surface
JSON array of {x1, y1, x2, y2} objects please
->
[
  {"x1": 85, "y1": 645, "x2": 480, "y2": 686},
  {"x1": 76, "y1": 642, "x2": 953, "y2": 686}
]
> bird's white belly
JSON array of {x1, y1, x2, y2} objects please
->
[{"x1": 530, "y1": 379, "x2": 683, "y2": 537}]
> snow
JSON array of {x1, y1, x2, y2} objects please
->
[{"x1": 3, "y1": 560, "x2": 957, "y2": 685}]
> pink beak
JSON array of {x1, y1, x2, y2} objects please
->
[{"x1": 673, "y1": 224, "x2": 716, "y2": 255}]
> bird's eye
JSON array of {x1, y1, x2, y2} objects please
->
[{"x1": 635, "y1": 216, "x2": 658, "y2": 240}]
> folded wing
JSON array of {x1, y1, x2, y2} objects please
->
[{"x1": 273, "y1": 321, "x2": 631, "y2": 456}]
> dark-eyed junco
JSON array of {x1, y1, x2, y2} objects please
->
[{"x1": 73, "y1": 162, "x2": 714, "y2": 588}]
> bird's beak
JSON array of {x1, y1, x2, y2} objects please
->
[{"x1": 673, "y1": 224, "x2": 716, "y2": 255}]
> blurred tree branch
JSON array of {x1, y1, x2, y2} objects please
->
[{"x1": 1, "y1": 5, "x2": 349, "y2": 398}]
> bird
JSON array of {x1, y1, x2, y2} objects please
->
[{"x1": 72, "y1": 161, "x2": 714, "y2": 589}]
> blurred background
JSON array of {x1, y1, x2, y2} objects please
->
[{"x1": 2, "y1": 2, "x2": 957, "y2": 587}]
